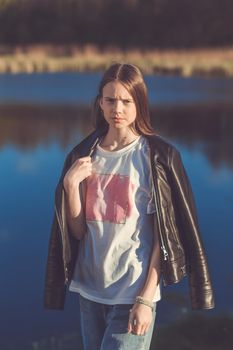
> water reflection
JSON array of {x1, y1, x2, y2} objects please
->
[
  {"x1": 29, "y1": 313, "x2": 233, "y2": 350},
  {"x1": 1, "y1": 102, "x2": 233, "y2": 349},
  {"x1": 1, "y1": 102, "x2": 233, "y2": 168}
]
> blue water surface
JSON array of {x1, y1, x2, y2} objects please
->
[{"x1": 0, "y1": 73, "x2": 233, "y2": 348}]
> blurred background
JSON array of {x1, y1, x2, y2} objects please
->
[{"x1": 0, "y1": 1, "x2": 233, "y2": 349}]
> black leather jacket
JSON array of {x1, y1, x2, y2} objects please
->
[{"x1": 44, "y1": 128, "x2": 215, "y2": 310}]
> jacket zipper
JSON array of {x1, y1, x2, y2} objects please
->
[
  {"x1": 54, "y1": 201, "x2": 66, "y2": 258},
  {"x1": 55, "y1": 200, "x2": 69, "y2": 284},
  {"x1": 88, "y1": 137, "x2": 100, "y2": 156},
  {"x1": 150, "y1": 156, "x2": 169, "y2": 261},
  {"x1": 55, "y1": 203, "x2": 63, "y2": 237}
]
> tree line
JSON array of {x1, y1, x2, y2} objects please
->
[{"x1": 0, "y1": 0, "x2": 232, "y2": 48}]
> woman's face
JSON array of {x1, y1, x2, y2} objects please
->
[{"x1": 99, "y1": 81, "x2": 137, "y2": 131}]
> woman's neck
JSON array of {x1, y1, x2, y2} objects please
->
[{"x1": 99, "y1": 128, "x2": 140, "y2": 151}]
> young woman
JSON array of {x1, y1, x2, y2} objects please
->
[{"x1": 44, "y1": 63, "x2": 214, "y2": 350}]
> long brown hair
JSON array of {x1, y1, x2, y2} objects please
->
[{"x1": 92, "y1": 63, "x2": 155, "y2": 135}]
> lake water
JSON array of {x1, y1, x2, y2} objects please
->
[{"x1": 0, "y1": 73, "x2": 233, "y2": 349}]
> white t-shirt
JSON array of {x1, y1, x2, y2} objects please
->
[{"x1": 69, "y1": 135, "x2": 161, "y2": 304}]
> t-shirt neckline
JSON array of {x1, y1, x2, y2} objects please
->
[{"x1": 96, "y1": 135, "x2": 142, "y2": 157}]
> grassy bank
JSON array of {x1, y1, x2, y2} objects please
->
[{"x1": 0, "y1": 45, "x2": 233, "y2": 77}]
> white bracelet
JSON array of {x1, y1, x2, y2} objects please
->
[{"x1": 135, "y1": 296, "x2": 154, "y2": 311}]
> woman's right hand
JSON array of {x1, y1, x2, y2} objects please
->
[{"x1": 63, "y1": 156, "x2": 92, "y2": 193}]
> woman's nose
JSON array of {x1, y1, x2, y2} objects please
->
[{"x1": 113, "y1": 100, "x2": 123, "y2": 113}]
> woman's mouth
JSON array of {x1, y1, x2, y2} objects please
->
[{"x1": 112, "y1": 116, "x2": 124, "y2": 122}]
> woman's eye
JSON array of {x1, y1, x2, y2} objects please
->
[{"x1": 105, "y1": 98, "x2": 131, "y2": 104}]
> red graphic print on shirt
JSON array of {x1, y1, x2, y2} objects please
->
[{"x1": 86, "y1": 173, "x2": 134, "y2": 224}]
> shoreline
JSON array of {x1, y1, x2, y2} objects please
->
[{"x1": 0, "y1": 45, "x2": 233, "y2": 77}]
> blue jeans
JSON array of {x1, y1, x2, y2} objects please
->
[{"x1": 79, "y1": 294, "x2": 157, "y2": 350}]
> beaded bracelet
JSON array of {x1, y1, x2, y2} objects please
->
[{"x1": 135, "y1": 296, "x2": 154, "y2": 311}]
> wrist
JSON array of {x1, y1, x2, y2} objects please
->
[
  {"x1": 63, "y1": 181, "x2": 80, "y2": 194},
  {"x1": 135, "y1": 296, "x2": 154, "y2": 311}
]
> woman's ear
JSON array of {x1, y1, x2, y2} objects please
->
[{"x1": 99, "y1": 96, "x2": 103, "y2": 110}]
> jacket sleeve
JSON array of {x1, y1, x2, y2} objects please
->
[
  {"x1": 44, "y1": 212, "x2": 66, "y2": 310},
  {"x1": 170, "y1": 147, "x2": 215, "y2": 310},
  {"x1": 43, "y1": 152, "x2": 72, "y2": 310}
]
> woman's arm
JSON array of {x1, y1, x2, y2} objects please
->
[
  {"x1": 64, "y1": 182, "x2": 87, "y2": 240},
  {"x1": 138, "y1": 239, "x2": 161, "y2": 301},
  {"x1": 63, "y1": 156, "x2": 92, "y2": 240},
  {"x1": 128, "y1": 216, "x2": 161, "y2": 335}
]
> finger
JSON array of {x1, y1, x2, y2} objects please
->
[
  {"x1": 71, "y1": 157, "x2": 91, "y2": 168},
  {"x1": 79, "y1": 156, "x2": 91, "y2": 162},
  {"x1": 130, "y1": 315, "x2": 137, "y2": 333},
  {"x1": 140, "y1": 325, "x2": 148, "y2": 336},
  {"x1": 133, "y1": 321, "x2": 143, "y2": 335},
  {"x1": 130, "y1": 319, "x2": 136, "y2": 334},
  {"x1": 127, "y1": 322, "x2": 132, "y2": 333},
  {"x1": 85, "y1": 162, "x2": 92, "y2": 171},
  {"x1": 127, "y1": 309, "x2": 133, "y2": 333},
  {"x1": 77, "y1": 159, "x2": 93, "y2": 171},
  {"x1": 65, "y1": 159, "x2": 85, "y2": 173},
  {"x1": 145, "y1": 325, "x2": 150, "y2": 335}
]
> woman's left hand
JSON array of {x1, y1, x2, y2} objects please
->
[{"x1": 127, "y1": 303, "x2": 153, "y2": 335}]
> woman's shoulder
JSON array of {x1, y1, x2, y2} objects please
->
[{"x1": 145, "y1": 133, "x2": 180, "y2": 158}]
